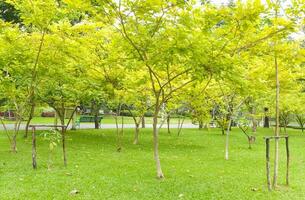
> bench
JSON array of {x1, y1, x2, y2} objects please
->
[{"x1": 75, "y1": 115, "x2": 103, "y2": 128}]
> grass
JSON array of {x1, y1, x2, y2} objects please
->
[{"x1": 1, "y1": 127, "x2": 305, "y2": 199}]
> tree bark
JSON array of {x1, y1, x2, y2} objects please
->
[
  {"x1": 167, "y1": 114, "x2": 170, "y2": 134},
  {"x1": 177, "y1": 117, "x2": 185, "y2": 136},
  {"x1": 92, "y1": 100, "x2": 100, "y2": 129},
  {"x1": 199, "y1": 121, "x2": 203, "y2": 130},
  {"x1": 221, "y1": 127, "x2": 225, "y2": 135},
  {"x1": 61, "y1": 126, "x2": 67, "y2": 167},
  {"x1": 153, "y1": 108, "x2": 164, "y2": 179},
  {"x1": 252, "y1": 118, "x2": 257, "y2": 133},
  {"x1": 11, "y1": 117, "x2": 21, "y2": 153},
  {"x1": 225, "y1": 118, "x2": 232, "y2": 160},
  {"x1": 264, "y1": 107, "x2": 270, "y2": 128},
  {"x1": 26, "y1": 32, "x2": 45, "y2": 137},
  {"x1": 133, "y1": 123, "x2": 140, "y2": 145},
  {"x1": 11, "y1": 134, "x2": 17, "y2": 153},
  {"x1": 32, "y1": 127, "x2": 37, "y2": 169},
  {"x1": 273, "y1": 36, "x2": 280, "y2": 188},
  {"x1": 141, "y1": 117, "x2": 145, "y2": 128},
  {"x1": 94, "y1": 114, "x2": 99, "y2": 129},
  {"x1": 24, "y1": 104, "x2": 35, "y2": 138},
  {"x1": 71, "y1": 111, "x2": 76, "y2": 130}
]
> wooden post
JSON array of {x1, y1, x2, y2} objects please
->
[
  {"x1": 62, "y1": 126, "x2": 67, "y2": 167},
  {"x1": 266, "y1": 138, "x2": 271, "y2": 191},
  {"x1": 32, "y1": 127, "x2": 37, "y2": 169},
  {"x1": 285, "y1": 137, "x2": 289, "y2": 185}
]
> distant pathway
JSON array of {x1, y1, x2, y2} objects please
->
[{"x1": 0, "y1": 123, "x2": 199, "y2": 130}]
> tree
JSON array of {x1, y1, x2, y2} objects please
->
[
  {"x1": 0, "y1": 21, "x2": 32, "y2": 152},
  {"x1": 107, "y1": 0, "x2": 199, "y2": 178},
  {"x1": 6, "y1": 0, "x2": 64, "y2": 137}
]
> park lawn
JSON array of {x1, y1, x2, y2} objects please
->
[
  {"x1": 0, "y1": 127, "x2": 305, "y2": 199},
  {"x1": 2, "y1": 116, "x2": 193, "y2": 125}
]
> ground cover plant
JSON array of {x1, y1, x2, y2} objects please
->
[{"x1": 1, "y1": 128, "x2": 305, "y2": 200}]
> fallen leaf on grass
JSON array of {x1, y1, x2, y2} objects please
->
[{"x1": 69, "y1": 189, "x2": 79, "y2": 195}]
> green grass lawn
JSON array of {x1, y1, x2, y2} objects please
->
[{"x1": 1, "y1": 127, "x2": 305, "y2": 199}]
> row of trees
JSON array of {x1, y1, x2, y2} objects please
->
[{"x1": 0, "y1": 0, "x2": 304, "y2": 180}]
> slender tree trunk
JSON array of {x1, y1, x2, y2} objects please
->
[
  {"x1": 115, "y1": 114, "x2": 121, "y2": 151},
  {"x1": 133, "y1": 123, "x2": 140, "y2": 145},
  {"x1": 54, "y1": 112, "x2": 58, "y2": 126},
  {"x1": 26, "y1": 32, "x2": 45, "y2": 137},
  {"x1": 92, "y1": 101, "x2": 100, "y2": 129},
  {"x1": 251, "y1": 106, "x2": 257, "y2": 133},
  {"x1": 177, "y1": 117, "x2": 185, "y2": 136},
  {"x1": 24, "y1": 104, "x2": 35, "y2": 138},
  {"x1": 11, "y1": 134, "x2": 17, "y2": 153},
  {"x1": 115, "y1": 104, "x2": 122, "y2": 152},
  {"x1": 273, "y1": 37, "x2": 280, "y2": 188},
  {"x1": 121, "y1": 115, "x2": 124, "y2": 136},
  {"x1": 264, "y1": 107, "x2": 270, "y2": 128},
  {"x1": 167, "y1": 114, "x2": 170, "y2": 134},
  {"x1": 11, "y1": 116, "x2": 21, "y2": 153},
  {"x1": 60, "y1": 116, "x2": 65, "y2": 127},
  {"x1": 94, "y1": 114, "x2": 99, "y2": 129},
  {"x1": 225, "y1": 118, "x2": 232, "y2": 160},
  {"x1": 252, "y1": 118, "x2": 257, "y2": 133},
  {"x1": 199, "y1": 121, "x2": 203, "y2": 130},
  {"x1": 141, "y1": 117, "x2": 145, "y2": 128},
  {"x1": 153, "y1": 107, "x2": 164, "y2": 179},
  {"x1": 71, "y1": 111, "x2": 76, "y2": 130}
]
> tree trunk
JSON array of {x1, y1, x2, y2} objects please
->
[
  {"x1": 92, "y1": 100, "x2": 100, "y2": 129},
  {"x1": 153, "y1": 109, "x2": 164, "y2": 179},
  {"x1": 25, "y1": 117, "x2": 32, "y2": 138},
  {"x1": 248, "y1": 137, "x2": 252, "y2": 149},
  {"x1": 71, "y1": 111, "x2": 76, "y2": 130},
  {"x1": 11, "y1": 134, "x2": 17, "y2": 153},
  {"x1": 58, "y1": 111, "x2": 67, "y2": 167},
  {"x1": 177, "y1": 117, "x2": 185, "y2": 136},
  {"x1": 167, "y1": 115, "x2": 170, "y2": 134},
  {"x1": 133, "y1": 123, "x2": 140, "y2": 145},
  {"x1": 264, "y1": 107, "x2": 270, "y2": 128},
  {"x1": 94, "y1": 115, "x2": 99, "y2": 129},
  {"x1": 225, "y1": 118, "x2": 232, "y2": 160},
  {"x1": 273, "y1": 39, "x2": 280, "y2": 188},
  {"x1": 24, "y1": 104, "x2": 35, "y2": 138},
  {"x1": 54, "y1": 112, "x2": 58, "y2": 126},
  {"x1": 115, "y1": 114, "x2": 121, "y2": 151},
  {"x1": 141, "y1": 117, "x2": 145, "y2": 128},
  {"x1": 199, "y1": 121, "x2": 203, "y2": 129},
  {"x1": 252, "y1": 118, "x2": 257, "y2": 133}
]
